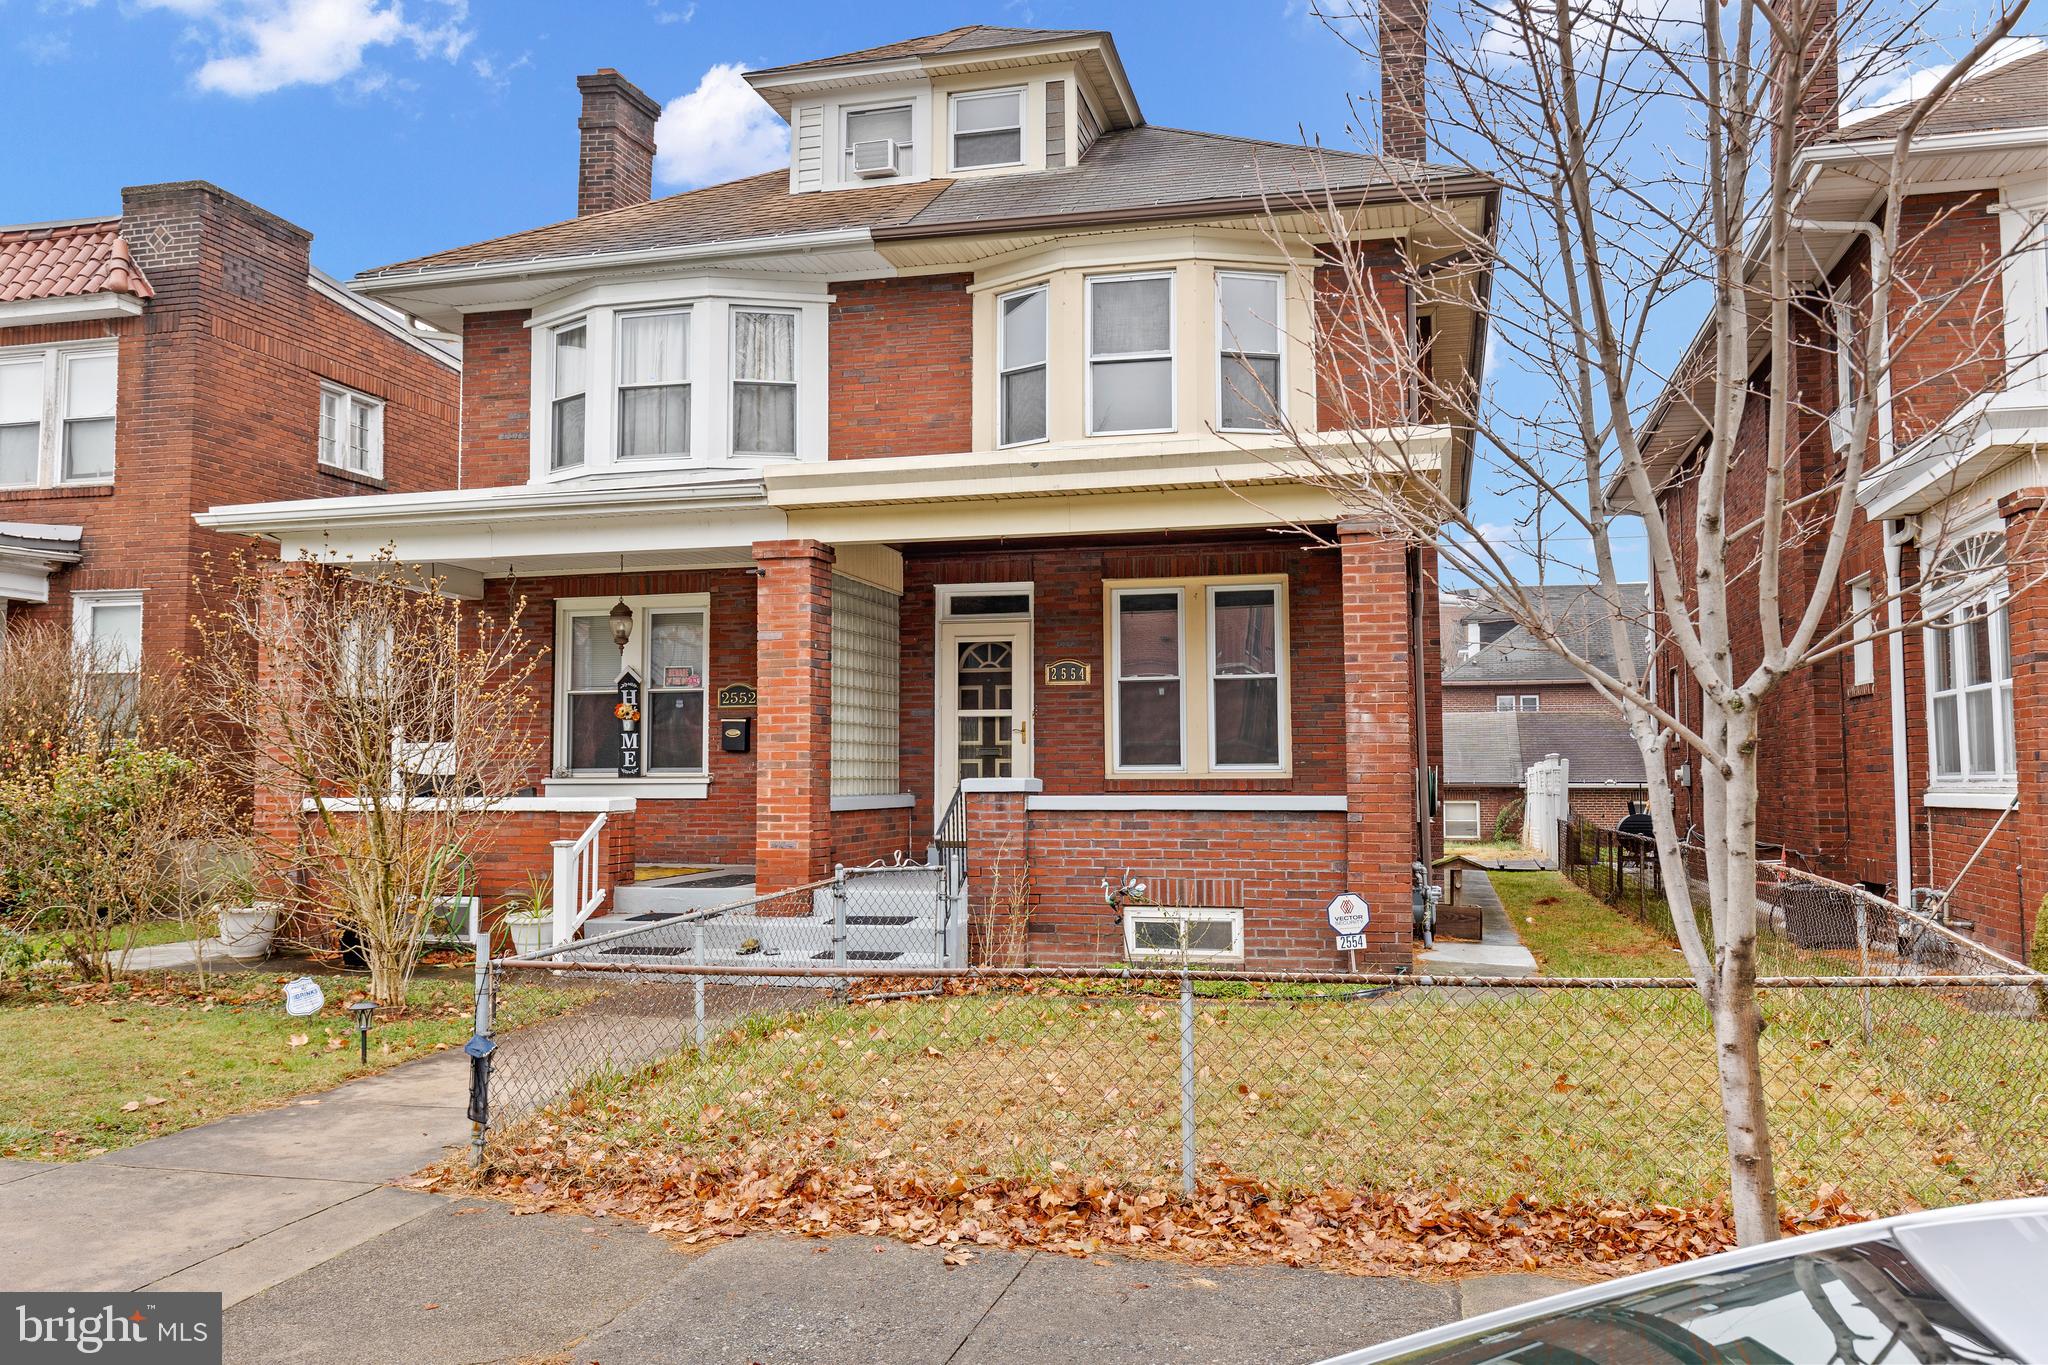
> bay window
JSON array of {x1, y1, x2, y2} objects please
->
[
  {"x1": 1217, "y1": 272, "x2": 1283, "y2": 431},
  {"x1": 550, "y1": 322, "x2": 588, "y2": 471},
  {"x1": 732, "y1": 309, "x2": 797, "y2": 455},
  {"x1": 1109, "y1": 577, "x2": 1289, "y2": 777},
  {"x1": 0, "y1": 345, "x2": 116, "y2": 487},
  {"x1": 557, "y1": 596, "x2": 711, "y2": 778},
  {"x1": 617, "y1": 309, "x2": 690, "y2": 459},
  {"x1": 951, "y1": 89, "x2": 1024, "y2": 170},
  {"x1": 997, "y1": 285, "x2": 1048, "y2": 446},
  {"x1": 1924, "y1": 532, "x2": 2014, "y2": 793},
  {"x1": 1088, "y1": 273, "x2": 1174, "y2": 435}
]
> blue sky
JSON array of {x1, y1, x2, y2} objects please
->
[{"x1": 1, "y1": 0, "x2": 1648, "y2": 580}]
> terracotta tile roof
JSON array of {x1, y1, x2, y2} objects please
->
[
  {"x1": 0, "y1": 219, "x2": 154, "y2": 304},
  {"x1": 360, "y1": 129, "x2": 1481, "y2": 279},
  {"x1": 750, "y1": 25, "x2": 1099, "y2": 75},
  {"x1": 1834, "y1": 46, "x2": 2048, "y2": 140},
  {"x1": 359, "y1": 173, "x2": 951, "y2": 278}
]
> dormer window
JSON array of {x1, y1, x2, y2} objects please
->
[
  {"x1": 951, "y1": 89, "x2": 1025, "y2": 170},
  {"x1": 845, "y1": 104, "x2": 913, "y2": 179},
  {"x1": 617, "y1": 309, "x2": 690, "y2": 459}
]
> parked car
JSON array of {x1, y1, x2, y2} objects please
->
[{"x1": 1322, "y1": 1198, "x2": 2048, "y2": 1364}]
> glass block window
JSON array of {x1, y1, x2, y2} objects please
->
[{"x1": 831, "y1": 577, "x2": 901, "y2": 797}]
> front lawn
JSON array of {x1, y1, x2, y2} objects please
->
[
  {"x1": 1489, "y1": 870, "x2": 1690, "y2": 976},
  {"x1": 0, "y1": 971, "x2": 562, "y2": 1160}
]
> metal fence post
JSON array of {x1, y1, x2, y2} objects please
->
[
  {"x1": 469, "y1": 929, "x2": 493, "y2": 1166},
  {"x1": 1854, "y1": 895, "x2": 1874, "y2": 1044},
  {"x1": 693, "y1": 924, "x2": 707, "y2": 1058},
  {"x1": 832, "y1": 866, "x2": 849, "y2": 970},
  {"x1": 1178, "y1": 968, "x2": 1197, "y2": 1199}
]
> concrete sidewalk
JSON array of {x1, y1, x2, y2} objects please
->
[
  {"x1": 0, "y1": 1051, "x2": 469, "y2": 1304},
  {"x1": 224, "y1": 1199, "x2": 1574, "y2": 1364}
]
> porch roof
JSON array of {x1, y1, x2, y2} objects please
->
[{"x1": 195, "y1": 473, "x2": 781, "y2": 594}]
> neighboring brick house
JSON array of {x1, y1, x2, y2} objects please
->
[
  {"x1": 1625, "y1": 46, "x2": 2048, "y2": 956},
  {"x1": 204, "y1": 22, "x2": 1500, "y2": 969},
  {"x1": 1439, "y1": 584, "x2": 1649, "y2": 839},
  {"x1": 0, "y1": 182, "x2": 460, "y2": 681}
]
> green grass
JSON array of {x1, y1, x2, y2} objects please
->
[
  {"x1": 1491, "y1": 871, "x2": 1692, "y2": 977},
  {"x1": 546, "y1": 964, "x2": 2047, "y2": 1214},
  {"x1": 0, "y1": 971, "x2": 568, "y2": 1160}
]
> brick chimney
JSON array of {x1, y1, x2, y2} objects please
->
[
  {"x1": 1788, "y1": 0, "x2": 1839, "y2": 151},
  {"x1": 576, "y1": 69, "x2": 661, "y2": 216},
  {"x1": 1381, "y1": 0, "x2": 1429, "y2": 161}
]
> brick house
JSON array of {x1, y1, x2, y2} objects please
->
[
  {"x1": 202, "y1": 22, "x2": 1499, "y2": 969},
  {"x1": 1438, "y1": 584, "x2": 1650, "y2": 840},
  {"x1": 1626, "y1": 47, "x2": 2048, "y2": 956},
  {"x1": 0, "y1": 182, "x2": 460, "y2": 682}
]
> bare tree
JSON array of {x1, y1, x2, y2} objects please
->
[
  {"x1": 189, "y1": 550, "x2": 542, "y2": 1005},
  {"x1": 1261, "y1": 0, "x2": 2038, "y2": 1241}
]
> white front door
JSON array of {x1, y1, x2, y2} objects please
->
[{"x1": 937, "y1": 621, "x2": 1033, "y2": 810}]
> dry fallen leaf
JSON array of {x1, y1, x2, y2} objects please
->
[{"x1": 288, "y1": 1033, "x2": 309, "y2": 1049}]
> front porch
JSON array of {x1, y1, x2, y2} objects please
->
[{"x1": 427, "y1": 525, "x2": 1439, "y2": 970}]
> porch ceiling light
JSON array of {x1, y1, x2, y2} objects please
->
[{"x1": 608, "y1": 596, "x2": 634, "y2": 650}]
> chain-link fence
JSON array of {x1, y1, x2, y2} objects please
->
[{"x1": 469, "y1": 887, "x2": 2047, "y2": 1218}]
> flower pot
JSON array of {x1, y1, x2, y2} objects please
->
[
  {"x1": 505, "y1": 913, "x2": 553, "y2": 959},
  {"x1": 218, "y1": 901, "x2": 281, "y2": 961}
]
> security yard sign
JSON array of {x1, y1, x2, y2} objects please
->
[
  {"x1": 1326, "y1": 894, "x2": 1370, "y2": 937},
  {"x1": 283, "y1": 976, "x2": 325, "y2": 1017}
]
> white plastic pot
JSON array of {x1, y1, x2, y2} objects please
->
[
  {"x1": 505, "y1": 912, "x2": 552, "y2": 959},
  {"x1": 217, "y1": 901, "x2": 281, "y2": 961}
]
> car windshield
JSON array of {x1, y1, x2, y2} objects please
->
[{"x1": 1382, "y1": 1238, "x2": 2014, "y2": 1365}]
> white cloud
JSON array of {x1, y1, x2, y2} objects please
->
[
  {"x1": 653, "y1": 62, "x2": 789, "y2": 189},
  {"x1": 1841, "y1": 35, "x2": 2043, "y2": 127},
  {"x1": 138, "y1": 0, "x2": 475, "y2": 97}
]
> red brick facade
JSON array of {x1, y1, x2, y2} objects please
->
[
  {"x1": 1443, "y1": 682, "x2": 1616, "y2": 713},
  {"x1": 1, "y1": 182, "x2": 459, "y2": 674},
  {"x1": 457, "y1": 310, "x2": 533, "y2": 489},
  {"x1": 1651, "y1": 184, "x2": 2038, "y2": 956},
  {"x1": 828, "y1": 275, "x2": 974, "y2": 459}
]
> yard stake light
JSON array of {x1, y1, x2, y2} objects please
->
[{"x1": 348, "y1": 1000, "x2": 376, "y2": 1064}]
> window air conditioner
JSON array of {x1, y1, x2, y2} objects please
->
[{"x1": 851, "y1": 139, "x2": 901, "y2": 178}]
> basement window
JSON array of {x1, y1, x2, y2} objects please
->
[
  {"x1": 1124, "y1": 906, "x2": 1242, "y2": 962},
  {"x1": 1444, "y1": 800, "x2": 1482, "y2": 842}
]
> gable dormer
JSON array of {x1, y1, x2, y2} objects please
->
[{"x1": 743, "y1": 26, "x2": 1142, "y2": 194}]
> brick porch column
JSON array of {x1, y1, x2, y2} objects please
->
[
  {"x1": 1999, "y1": 490, "x2": 2048, "y2": 959},
  {"x1": 754, "y1": 540, "x2": 834, "y2": 892},
  {"x1": 1338, "y1": 520, "x2": 1417, "y2": 963}
]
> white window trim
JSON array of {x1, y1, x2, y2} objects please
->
[
  {"x1": 1214, "y1": 270, "x2": 1286, "y2": 434},
  {"x1": 1444, "y1": 800, "x2": 1483, "y2": 842},
  {"x1": 995, "y1": 283, "x2": 1049, "y2": 449},
  {"x1": 1205, "y1": 582, "x2": 1289, "y2": 773},
  {"x1": 948, "y1": 87, "x2": 1027, "y2": 173},
  {"x1": 1849, "y1": 577, "x2": 1876, "y2": 687},
  {"x1": 1921, "y1": 529, "x2": 2014, "y2": 799},
  {"x1": 1123, "y1": 905, "x2": 1243, "y2": 963},
  {"x1": 1107, "y1": 574, "x2": 1290, "y2": 779},
  {"x1": 841, "y1": 99, "x2": 916, "y2": 180},
  {"x1": 1085, "y1": 271, "x2": 1177, "y2": 437},
  {"x1": 1110, "y1": 585, "x2": 1188, "y2": 775},
  {"x1": 552, "y1": 593, "x2": 712, "y2": 780},
  {"x1": 730, "y1": 306, "x2": 801, "y2": 459},
  {"x1": 938, "y1": 581, "x2": 1035, "y2": 620},
  {"x1": 613, "y1": 306, "x2": 692, "y2": 462},
  {"x1": 318, "y1": 380, "x2": 386, "y2": 478},
  {"x1": 0, "y1": 341, "x2": 117, "y2": 489},
  {"x1": 1828, "y1": 295, "x2": 1856, "y2": 452},
  {"x1": 1521, "y1": 694, "x2": 1539, "y2": 711},
  {"x1": 546, "y1": 317, "x2": 589, "y2": 474},
  {"x1": 71, "y1": 589, "x2": 143, "y2": 674},
  {"x1": 528, "y1": 281, "x2": 829, "y2": 480}
]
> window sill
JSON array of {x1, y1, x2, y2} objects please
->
[
  {"x1": 830, "y1": 792, "x2": 914, "y2": 812},
  {"x1": 1031, "y1": 794, "x2": 1344, "y2": 812},
  {"x1": 318, "y1": 462, "x2": 388, "y2": 489},
  {"x1": 1921, "y1": 787, "x2": 2018, "y2": 811},
  {"x1": 0, "y1": 483, "x2": 116, "y2": 502},
  {"x1": 543, "y1": 776, "x2": 709, "y2": 800}
]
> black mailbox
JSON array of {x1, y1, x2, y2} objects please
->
[{"x1": 721, "y1": 717, "x2": 751, "y2": 753}]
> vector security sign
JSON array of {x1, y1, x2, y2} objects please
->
[{"x1": 1326, "y1": 894, "x2": 1370, "y2": 936}]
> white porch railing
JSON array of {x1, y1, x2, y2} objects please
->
[{"x1": 550, "y1": 812, "x2": 610, "y2": 947}]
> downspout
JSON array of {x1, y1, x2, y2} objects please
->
[{"x1": 1884, "y1": 523, "x2": 1914, "y2": 900}]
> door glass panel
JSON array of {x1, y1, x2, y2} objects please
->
[{"x1": 954, "y1": 639, "x2": 1015, "y2": 781}]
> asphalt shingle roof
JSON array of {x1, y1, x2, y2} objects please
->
[
  {"x1": 360, "y1": 128, "x2": 1466, "y2": 278},
  {"x1": 750, "y1": 25, "x2": 1100, "y2": 74},
  {"x1": 1443, "y1": 709, "x2": 1648, "y2": 788},
  {"x1": 1835, "y1": 47, "x2": 2048, "y2": 141},
  {"x1": 1444, "y1": 584, "x2": 1649, "y2": 686},
  {"x1": 0, "y1": 219, "x2": 153, "y2": 303}
]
